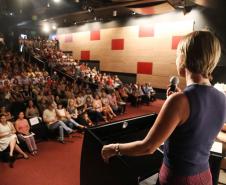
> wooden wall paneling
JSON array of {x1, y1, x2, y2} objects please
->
[
  {"x1": 100, "y1": 55, "x2": 137, "y2": 73},
  {"x1": 137, "y1": 74, "x2": 170, "y2": 89},
  {"x1": 137, "y1": 74, "x2": 186, "y2": 89},
  {"x1": 152, "y1": 63, "x2": 177, "y2": 76},
  {"x1": 58, "y1": 20, "x2": 194, "y2": 89}
]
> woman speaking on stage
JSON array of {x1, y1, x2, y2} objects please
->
[{"x1": 101, "y1": 30, "x2": 226, "y2": 185}]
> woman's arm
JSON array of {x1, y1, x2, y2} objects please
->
[
  {"x1": 0, "y1": 129, "x2": 12, "y2": 138},
  {"x1": 101, "y1": 92, "x2": 189, "y2": 161},
  {"x1": 55, "y1": 109, "x2": 61, "y2": 119},
  {"x1": 221, "y1": 123, "x2": 226, "y2": 132},
  {"x1": 25, "y1": 119, "x2": 30, "y2": 132},
  {"x1": 14, "y1": 121, "x2": 20, "y2": 133},
  {"x1": 10, "y1": 122, "x2": 16, "y2": 134},
  {"x1": 216, "y1": 123, "x2": 226, "y2": 142},
  {"x1": 217, "y1": 131, "x2": 226, "y2": 143},
  {"x1": 0, "y1": 122, "x2": 17, "y2": 138}
]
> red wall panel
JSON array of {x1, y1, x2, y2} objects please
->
[
  {"x1": 81, "y1": 51, "x2": 90, "y2": 60},
  {"x1": 111, "y1": 39, "x2": 124, "y2": 50},
  {"x1": 172, "y1": 36, "x2": 182, "y2": 49},
  {"x1": 137, "y1": 62, "x2": 153, "y2": 75},
  {"x1": 90, "y1": 30, "x2": 100, "y2": 41}
]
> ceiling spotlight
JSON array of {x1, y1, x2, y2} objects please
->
[
  {"x1": 53, "y1": 0, "x2": 61, "y2": 3},
  {"x1": 75, "y1": 0, "x2": 79, "y2": 2},
  {"x1": 113, "y1": 10, "x2": 117, "y2": 17},
  {"x1": 74, "y1": 22, "x2": 77, "y2": 25},
  {"x1": 47, "y1": 3, "x2": 50, "y2": 7},
  {"x1": 52, "y1": 24, "x2": 57, "y2": 30},
  {"x1": 42, "y1": 24, "x2": 50, "y2": 33},
  {"x1": 9, "y1": 12, "x2": 13, "y2": 16}
]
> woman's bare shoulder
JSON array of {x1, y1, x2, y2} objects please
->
[
  {"x1": 166, "y1": 92, "x2": 190, "y2": 124},
  {"x1": 167, "y1": 92, "x2": 188, "y2": 105}
]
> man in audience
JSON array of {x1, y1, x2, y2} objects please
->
[{"x1": 43, "y1": 100, "x2": 74, "y2": 143}]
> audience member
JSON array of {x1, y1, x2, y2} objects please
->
[
  {"x1": 56, "y1": 103, "x2": 85, "y2": 130},
  {"x1": 0, "y1": 114, "x2": 28, "y2": 167},
  {"x1": 25, "y1": 100, "x2": 40, "y2": 119},
  {"x1": 43, "y1": 100, "x2": 74, "y2": 143},
  {"x1": 15, "y1": 112, "x2": 38, "y2": 155}
]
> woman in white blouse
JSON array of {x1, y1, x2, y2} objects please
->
[{"x1": 0, "y1": 114, "x2": 28, "y2": 167}]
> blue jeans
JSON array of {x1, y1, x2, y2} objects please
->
[
  {"x1": 48, "y1": 121, "x2": 73, "y2": 140},
  {"x1": 65, "y1": 119, "x2": 80, "y2": 128}
]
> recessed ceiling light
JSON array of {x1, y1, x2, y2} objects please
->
[
  {"x1": 42, "y1": 24, "x2": 50, "y2": 33},
  {"x1": 52, "y1": 25, "x2": 57, "y2": 30},
  {"x1": 53, "y1": 0, "x2": 61, "y2": 3}
]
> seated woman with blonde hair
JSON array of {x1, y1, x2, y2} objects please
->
[
  {"x1": 0, "y1": 114, "x2": 28, "y2": 167},
  {"x1": 15, "y1": 112, "x2": 38, "y2": 155},
  {"x1": 56, "y1": 103, "x2": 85, "y2": 130}
]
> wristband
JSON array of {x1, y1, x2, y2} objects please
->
[{"x1": 114, "y1": 143, "x2": 122, "y2": 156}]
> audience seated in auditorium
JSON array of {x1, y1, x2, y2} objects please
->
[
  {"x1": 43, "y1": 100, "x2": 75, "y2": 143},
  {"x1": 0, "y1": 106, "x2": 13, "y2": 121},
  {"x1": 93, "y1": 94, "x2": 108, "y2": 123},
  {"x1": 15, "y1": 112, "x2": 38, "y2": 155},
  {"x1": 25, "y1": 100, "x2": 40, "y2": 119},
  {"x1": 101, "y1": 91, "x2": 116, "y2": 120},
  {"x1": 0, "y1": 114, "x2": 28, "y2": 167},
  {"x1": 83, "y1": 96, "x2": 95, "y2": 126},
  {"x1": 107, "y1": 91, "x2": 123, "y2": 114},
  {"x1": 56, "y1": 103, "x2": 85, "y2": 130},
  {"x1": 130, "y1": 84, "x2": 142, "y2": 106}
]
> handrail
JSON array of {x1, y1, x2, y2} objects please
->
[{"x1": 31, "y1": 55, "x2": 76, "y2": 82}]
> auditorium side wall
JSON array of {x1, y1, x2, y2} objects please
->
[{"x1": 57, "y1": 6, "x2": 226, "y2": 89}]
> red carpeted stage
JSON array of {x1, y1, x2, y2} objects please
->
[{"x1": 0, "y1": 100, "x2": 164, "y2": 185}]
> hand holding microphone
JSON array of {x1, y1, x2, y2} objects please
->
[{"x1": 167, "y1": 76, "x2": 181, "y2": 97}]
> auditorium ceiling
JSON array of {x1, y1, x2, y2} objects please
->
[{"x1": 0, "y1": 0, "x2": 220, "y2": 30}]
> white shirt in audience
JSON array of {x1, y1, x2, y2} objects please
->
[{"x1": 43, "y1": 109, "x2": 57, "y2": 125}]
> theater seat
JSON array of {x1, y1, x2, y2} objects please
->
[{"x1": 28, "y1": 117, "x2": 49, "y2": 141}]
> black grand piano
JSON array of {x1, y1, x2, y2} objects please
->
[{"x1": 80, "y1": 113, "x2": 223, "y2": 185}]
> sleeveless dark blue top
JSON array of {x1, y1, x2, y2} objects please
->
[{"x1": 163, "y1": 84, "x2": 226, "y2": 176}]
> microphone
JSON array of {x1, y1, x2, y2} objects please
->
[{"x1": 169, "y1": 76, "x2": 179, "y2": 92}]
